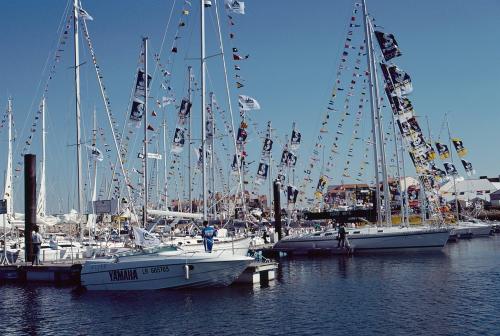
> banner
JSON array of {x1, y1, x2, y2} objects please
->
[
  {"x1": 236, "y1": 127, "x2": 248, "y2": 144},
  {"x1": 314, "y1": 175, "x2": 328, "y2": 199},
  {"x1": 452, "y1": 138, "x2": 468, "y2": 157},
  {"x1": 287, "y1": 185, "x2": 299, "y2": 204},
  {"x1": 380, "y1": 63, "x2": 413, "y2": 97},
  {"x1": 374, "y1": 31, "x2": 402, "y2": 61},
  {"x1": 238, "y1": 95, "x2": 260, "y2": 110},
  {"x1": 133, "y1": 226, "x2": 160, "y2": 247},
  {"x1": 290, "y1": 129, "x2": 302, "y2": 150},
  {"x1": 171, "y1": 127, "x2": 185, "y2": 153},
  {"x1": 443, "y1": 162, "x2": 458, "y2": 176},
  {"x1": 255, "y1": 162, "x2": 269, "y2": 185},
  {"x1": 134, "y1": 70, "x2": 152, "y2": 99},
  {"x1": 178, "y1": 98, "x2": 192, "y2": 118},
  {"x1": 461, "y1": 159, "x2": 475, "y2": 176},
  {"x1": 85, "y1": 145, "x2": 104, "y2": 161},
  {"x1": 225, "y1": 0, "x2": 245, "y2": 14},
  {"x1": 435, "y1": 142, "x2": 450, "y2": 159},
  {"x1": 262, "y1": 138, "x2": 273, "y2": 158},
  {"x1": 130, "y1": 98, "x2": 145, "y2": 122}
]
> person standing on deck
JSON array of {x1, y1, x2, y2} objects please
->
[
  {"x1": 31, "y1": 226, "x2": 43, "y2": 265},
  {"x1": 201, "y1": 220, "x2": 217, "y2": 253},
  {"x1": 337, "y1": 223, "x2": 347, "y2": 249}
]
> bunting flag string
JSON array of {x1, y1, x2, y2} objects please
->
[{"x1": 297, "y1": 2, "x2": 364, "y2": 206}]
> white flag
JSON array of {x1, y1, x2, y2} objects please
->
[
  {"x1": 85, "y1": 145, "x2": 104, "y2": 161},
  {"x1": 162, "y1": 96, "x2": 175, "y2": 106},
  {"x1": 238, "y1": 95, "x2": 260, "y2": 111},
  {"x1": 78, "y1": 7, "x2": 94, "y2": 21},
  {"x1": 225, "y1": 0, "x2": 245, "y2": 14},
  {"x1": 133, "y1": 226, "x2": 160, "y2": 247}
]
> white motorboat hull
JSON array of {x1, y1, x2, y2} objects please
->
[
  {"x1": 80, "y1": 251, "x2": 253, "y2": 291},
  {"x1": 274, "y1": 227, "x2": 450, "y2": 254},
  {"x1": 451, "y1": 222, "x2": 492, "y2": 238}
]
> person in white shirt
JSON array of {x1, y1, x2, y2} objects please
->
[{"x1": 31, "y1": 226, "x2": 43, "y2": 265}]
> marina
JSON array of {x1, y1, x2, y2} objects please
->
[{"x1": 1, "y1": 0, "x2": 500, "y2": 335}]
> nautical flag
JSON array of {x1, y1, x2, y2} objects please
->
[
  {"x1": 234, "y1": 65, "x2": 241, "y2": 70},
  {"x1": 443, "y1": 162, "x2": 458, "y2": 176},
  {"x1": 238, "y1": 95, "x2": 261, "y2": 111},
  {"x1": 290, "y1": 129, "x2": 302, "y2": 152},
  {"x1": 225, "y1": 0, "x2": 245, "y2": 14},
  {"x1": 147, "y1": 124, "x2": 155, "y2": 131},
  {"x1": 233, "y1": 53, "x2": 249, "y2": 60},
  {"x1": 236, "y1": 82, "x2": 244, "y2": 88},
  {"x1": 461, "y1": 159, "x2": 475, "y2": 176},
  {"x1": 452, "y1": 138, "x2": 468, "y2": 157},
  {"x1": 374, "y1": 31, "x2": 402, "y2": 61},
  {"x1": 178, "y1": 98, "x2": 192, "y2": 117},
  {"x1": 85, "y1": 145, "x2": 104, "y2": 161},
  {"x1": 133, "y1": 227, "x2": 160, "y2": 247},
  {"x1": 78, "y1": 7, "x2": 94, "y2": 21},
  {"x1": 435, "y1": 142, "x2": 450, "y2": 159},
  {"x1": 287, "y1": 185, "x2": 299, "y2": 204},
  {"x1": 162, "y1": 96, "x2": 175, "y2": 106},
  {"x1": 380, "y1": 63, "x2": 413, "y2": 97}
]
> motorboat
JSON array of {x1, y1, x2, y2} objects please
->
[
  {"x1": 451, "y1": 220, "x2": 492, "y2": 238},
  {"x1": 274, "y1": 226, "x2": 451, "y2": 254},
  {"x1": 80, "y1": 247, "x2": 253, "y2": 290}
]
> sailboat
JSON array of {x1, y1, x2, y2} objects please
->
[
  {"x1": 80, "y1": 0, "x2": 252, "y2": 290},
  {"x1": 275, "y1": 0, "x2": 450, "y2": 254}
]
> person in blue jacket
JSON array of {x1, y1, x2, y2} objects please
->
[{"x1": 201, "y1": 220, "x2": 217, "y2": 252}]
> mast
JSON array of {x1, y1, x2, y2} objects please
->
[
  {"x1": 209, "y1": 92, "x2": 216, "y2": 218},
  {"x1": 187, "y1": 66, "x2": 193, "y2": 213},
  {"x1": 6, "y1": 98, "x2": 13, "y2": 216},
  {"x1": 268, "y1": 121, "x2": 273, "y2": 218},
  {"x1": 37, "y1": 98, "x2": 47, "y2": 217},
  {"x1": 73, "y1": 0, "x2": 83, "y2": 236},
  {"x1": 391, "y1": 114, "x2": 404, "y2": 225},
  {"x1": 446, "y1": 115, "x2": 460, "y2": 222},
  {"x1": 201, "y1": 0, "x2": 208, "y2": 220},
  {"x1": 162, "y1": 120, "x2": 168, "y2": 211},
  {"x1": 143, "y1": 37, "x2": 149, "y2": 228},
  {"x1": 362, "y1": 0, "x2": 382, "y2": 225},
  {"x1": 87, "y1": 106, "x2": 98, "y2": 237}
]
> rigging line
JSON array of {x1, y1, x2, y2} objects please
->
[
  {"x1": 13, "y1": 1, "x2": 72, "y2": 156},
  {"x1": 152, "y1": 0, "x2": 178, "y2": 80}
]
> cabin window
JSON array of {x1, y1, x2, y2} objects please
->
[
  {"x1": 377, "y1": 230, "x2": 383, "y2": 233},
  {"x1": 325, "y1": 233, "x2": 333, "y2": 236},
  {"x1": 353, "y1": 231, "x2": 361, "y2": 234}
]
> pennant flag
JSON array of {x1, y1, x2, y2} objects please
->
[
  {"x1": 461, "y1": 159, "x2": 475, "y2": 176},
  {"x1": 147, "y1": 124, "x2": 155, "y2": 131},
  {"x1": 238, "y1": 95, "x2": 261, "y2": 110},
  {"x1": 435, "y1": 142, "x2": 450, "y2": 159},
  {"x1": 162, "y1": 96, "x2": 175, "y2": 106},
  {"x1": 151, "y1": 111, "x2": 157, "y2": 117},
  {"x1": 236, "y1": 82, "x2": 244, "y2": 88},
  {"x1": 452, "y1": 138, "x2": 468, "y2": 157},
  {"x1": 225, "y1": 0, "x2": 245, "y2": 14},
  {"x1": 234, "y1": 65, "x2": 241, "y2": 70},
  {"x1": 380, "y1": 63, "x2": 413, "y2": 97},
  {"x1": 233, "y1": 53, "x2": 249, "y2": 60},
  {"x1": 85, "y1": 145, "x2": 104, "y2": 161},
  {"x1": 374, "y1": 31, "x2": 402, "y2": 61},
  {"x1": 443, "y1": 162, "x2": 458, "y2": 176}
]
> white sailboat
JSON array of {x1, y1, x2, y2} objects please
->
[{"x1": 275, "y1": 0, "x2": 450, "y2": 254}]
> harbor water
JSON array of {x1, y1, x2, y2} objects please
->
[{"x1": 1, "y1": 236, "x2": 499, "y2": 336}]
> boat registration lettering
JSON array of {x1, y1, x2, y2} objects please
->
[
  {"x1": 108, "y1": 269, "x2": 139, "y2": 281},
  {"x1": 148, "y1": 265, "x2": 170, "y2": 274}
]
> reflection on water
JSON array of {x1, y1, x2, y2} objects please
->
[{"x1": 1, "y1": 237, "x2": 499, "y2": 336}]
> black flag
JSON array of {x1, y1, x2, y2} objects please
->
[{"x1": 375, "y1": 31, "x2": 402, "y2": 61}]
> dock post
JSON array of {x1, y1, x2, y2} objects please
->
[
  {"x1": 24, "y1": 154, "x2": 36, "y2": 263},
  {"x1": 273, "y1": 179, "x2": 282, "y2": 241}
]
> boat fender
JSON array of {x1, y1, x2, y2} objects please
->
[{"x1": 184, "y1": 264, "x2": 194, "y2": 279}]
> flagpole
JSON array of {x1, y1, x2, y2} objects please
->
[
  {"x1": 362, "y1": 0, "x2": 381, "y2": 226},
  {"x1": 73, "y1": 0, "x2": 84, "y2": 238},
  {"x1": 143, "y1": 37, "x2": 149, "y2": 228}
]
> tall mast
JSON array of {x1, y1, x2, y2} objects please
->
[
  {"x1": 209, "y1": 92, "x2": 216, "y2": 218},
  {"x1": 73, "y1": 0, "x2": 83, "y2": 235},
  {"x1": 143, "y1": 37, "x2": 149, "y2": 228},
  {"x1": 187, "y1": 66, "x2": 193, "y2": 213},
  {"x1": 6, "y1": 98, "x2": 13, "y2": 216},
  {"x1": 200, "y1": 0, "x2": 208, "y2": 220},
  {"x1": 37, "y1": 98, "x2": 47, "y2": 217},
  {"x1": 362, "y1": 0, "x2": 381, "y2": 226},
  {"x1": 268, "y1": 121, "x2": 273, "y2": 217},
  {"x1": 391, "y1": 114, "x2": 404, "y2": 225},
  {"x1": 162, "y1": 120, "x2": 168, "y2": 211}
]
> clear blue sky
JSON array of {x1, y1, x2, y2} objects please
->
[{"x1": 1, "y1": 0, "x2": 499, "y2": 213}]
